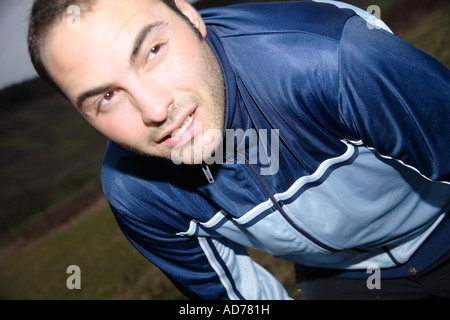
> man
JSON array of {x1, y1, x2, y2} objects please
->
[{"x1": 28, "y1": 0, "x2": 450, "y2": 299}]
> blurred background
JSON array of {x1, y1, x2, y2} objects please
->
[{"x1": 0, "y1": 0, "x2": 448, "y2": 300}]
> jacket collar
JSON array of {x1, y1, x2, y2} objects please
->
[{"x1": 205, "y1": 27, "x2": 247, "y2": 134}]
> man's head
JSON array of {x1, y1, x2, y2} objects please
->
[{"x1": 28, "y1": 0, "x2": 225, "y2": 164}]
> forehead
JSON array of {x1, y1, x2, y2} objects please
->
[
  {"x1": 57, "y1": 0, "x2": 168, "y2": 43},
  {"x1": 87, "y1": 0, "x2": 163, "y2": 23}
]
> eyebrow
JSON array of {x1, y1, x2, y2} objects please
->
[
  {"x1": 130, "y1": 21, "x2": 167, "y2": 66},
  {"x1": 76, "y1": 84, "x2": 114, "y2": 111},
  {"x1": 75, "y1": 21, "x2": 168, "y2": 110}
]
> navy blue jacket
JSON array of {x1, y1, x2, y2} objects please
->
[{"x1": 101, "y1": 1, "x2": 450, "y2": 299}]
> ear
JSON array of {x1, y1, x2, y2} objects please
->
[{"x1": 174, "y1": 0, "x2": 207, "y2": 38}]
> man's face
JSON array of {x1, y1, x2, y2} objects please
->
[{"x1": 43, "y1": 0, "x2": 225, "y2": 164}]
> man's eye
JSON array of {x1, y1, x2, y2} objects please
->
[
  {"x1": 104, "y1": 91, "x2": 116, "y2": 100},
  {"x1": 99, "y1": 90, "x2": 117, "y2": 107},
  {"x1": 147, "y1": 45, "x2": 161, "y2": 60}
]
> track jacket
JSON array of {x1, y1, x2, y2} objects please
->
[{"x1": 101, "y1": 1, "x2": 450, "y2": 299}]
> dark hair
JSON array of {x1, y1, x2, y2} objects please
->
[{"x1": 27, "y1": 0, "x2": 186, "y2": 91}]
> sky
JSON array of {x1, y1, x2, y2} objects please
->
[
  {"x1": 0, "y1": 0, "x2": 36, "y2": 90},
  {"x1": 0, "y1": 0, "x2": 199, "y2": 91}
]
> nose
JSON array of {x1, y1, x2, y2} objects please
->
[{"x1": 130, "y1": 82, "x2": 173, "y2": 125}]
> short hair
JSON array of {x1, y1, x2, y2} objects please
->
[{"x1": 27, "y1": 0, "x2": 186, "y2": 91}]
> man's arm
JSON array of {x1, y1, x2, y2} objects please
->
[
  {"x1": 111, "y1": 205, "x2": 291, "y2": 300},
  {"x1": 337, "y1": 15, "x2": 450, "y2": 183}
]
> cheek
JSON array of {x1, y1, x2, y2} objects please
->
[
  {"x1": 164, "y1": 60, "x2": 194, "y2": 90},
  {"x1": 94, "y1": 113, "x2": 144, "y2": 143},
  {"x1": 165, "y1": 42, "x2": 205, "y2": 89}
]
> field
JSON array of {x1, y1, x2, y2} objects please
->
[{"x1": 0, "y1": 0, "x2": 448, "y2": 300}]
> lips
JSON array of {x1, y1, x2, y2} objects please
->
[
  {"x1": 171, "y1": 112, "x2": 194, "y2": 138},
  {"x1": 159, "y1": 108, "x2": 198, "y2": 147}
]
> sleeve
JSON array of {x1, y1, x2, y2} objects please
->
[
  {"x1": 101, "y1": 141, "x2": 292, "y2": 300},
  {"x1": 110, "y1": 204, "x2": 292, "y2": 300},
  {"x1": 336, "y1": 15, "x2": 450, "y2": 183}
]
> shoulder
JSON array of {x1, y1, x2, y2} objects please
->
[
  {"x1": 200, "y1": 1, "x2": 356, "y2": 41},
  {"x1": 100, "y1": 141, "x2": 172, "y2": 210},
  {"x1": 100, "y1": 141, "x2": 208, "y2": 217}
]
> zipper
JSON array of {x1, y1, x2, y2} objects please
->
[
  {"x1": 237, "y1": 153, "x2": 340, "y2": 253},
  {"x1": 201, "y1": 164, "x2": 215, "y2": 184}
]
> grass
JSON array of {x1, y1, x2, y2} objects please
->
[
  {"x1": 0, "y1": 93, "x2": 106, "y2": 244},
  {"x1": 0, "y1": 203, "x2": 299, "y2": 299},
  {"x1": 0, "y1": 205, "x2": 185, "y2": 300},
  {"x1": 400, "y1": 4, "x2": 450, "y2": 68}
]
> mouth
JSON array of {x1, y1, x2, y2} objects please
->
[
  {"x1": 158, "y1": 108, "x2": 198, "y2": 147},
  {"x1": 171, "y1": 112, "x2": 194, "y2": 138}
]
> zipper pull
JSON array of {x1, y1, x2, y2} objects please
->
[
  {"x1": 407, "y1": 262, "x2": 417, "y2": 276},
  {"x1": 201, "y1": 164, "x2": 215, "y2": 184}
]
